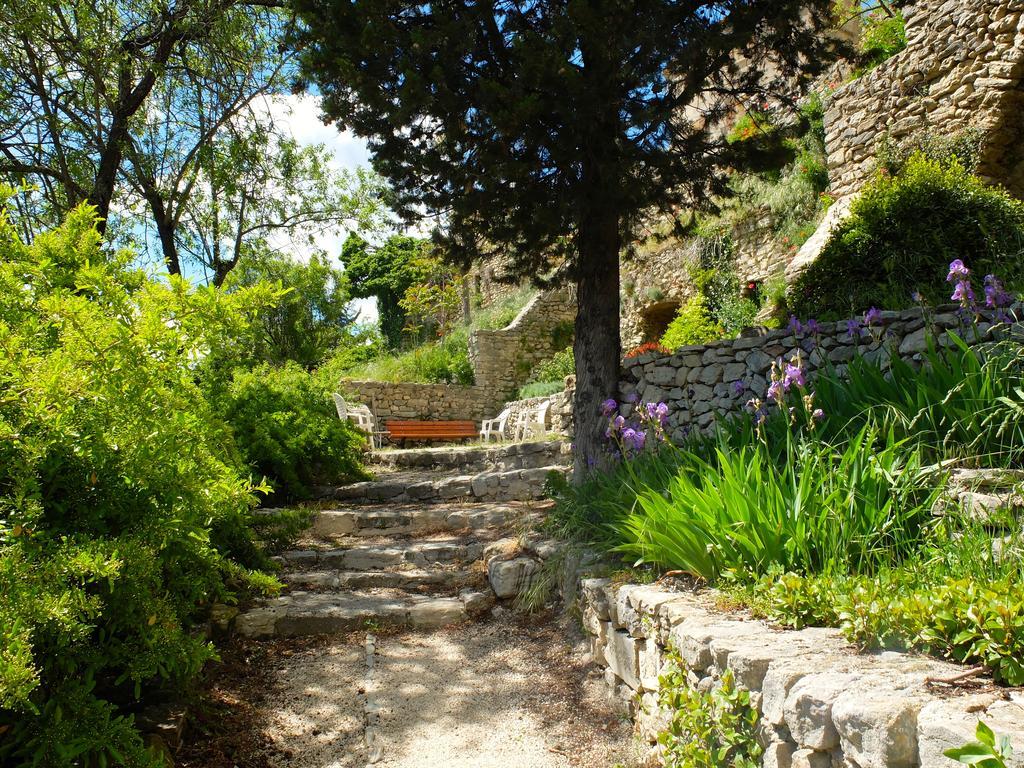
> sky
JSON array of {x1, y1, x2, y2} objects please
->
[{"x1": 265, "y1": 92, "x2": 381, "y2": 323}]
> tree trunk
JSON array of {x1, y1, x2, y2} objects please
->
[
  {"x1": 572, "y1": 211, "x2": 621, "y2": 479},
  {"x1": 144, "y1": 188, "x2": 181, "y2": 276}
]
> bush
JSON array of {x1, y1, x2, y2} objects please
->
[
  {"x1": 219, "y1": 362, "x2": 368, "y2": 502},
  {"x1": 0, "y1": 203, "x2": 278, "y2": 764},
  {"x1": 516, "y1": 381, "x2": 566, "y2": 399},
  {"x1": 660, "y1": 296, "x2": 721, "y2": 350},
  {"x1": 859, "y1": 6, "x2": 906, "y2": 71},
  {"x1": 790, "y1": 155, "x2": 1024, "y2": 319},
  {"x1": 525, "y1": 346, "x2": 574, "y2": 386}
]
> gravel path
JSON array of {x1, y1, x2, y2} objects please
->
[{"x1": 258, "y1": 616, "x2": 641, "y2": 768}]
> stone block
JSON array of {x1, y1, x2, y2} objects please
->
[
  {"x1": 487, "y1": 556, "x2": 541, "y2": 599},
  {"x1": 792, "y1": 748, "x2": 831, "y2": 768},
  {"x1": 606, "y1": 630, "x2": 642, "y2": 690},
  {"x1": 918, "y1": 694, "x2": 1024, "y2": 768},
  {"x1": 832, "y1": 688, "x2": 926, "y2": 768},
  {"x1": 784, "y1": 673, "x2": 863, "y2": 750}
]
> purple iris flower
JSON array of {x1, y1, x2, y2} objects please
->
[
  {"x1": 846, "y1": 318, "x2": 863, "y2": 338},
  {"x1": 984, "y1": 274, "x2": 1012, "y2": 308},
  {"x1": 864, "y1": 307, "x2": 883, "y2": 326},
  {"x1": 947, "y1": 259, "x2": 970, "y2": 282},
  {"x1": 783, "y1": 363, "x2": 806, "y2": 390},
  {"x1": 766, "y1": 379, "x2": 783, "y2": 404},
  {"x1": 812, "y1": 408, "x2": 825, "y2": 421},
  {"x1": 951, "y1": 280, "x2": 975, "y2": 304},
  {"x1": 732, "y1": 380, "x2": 746, "y2": 395},
  {"x1": 601, "y1": 398, "x2": 618, "y2": 416},
  {"x1": 804, "y1": 318, "x2": 820, "y2": 336}
]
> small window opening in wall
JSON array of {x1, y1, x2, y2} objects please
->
[{"x1": 641, "y1": 300, "x2": 680, "y2": 343}]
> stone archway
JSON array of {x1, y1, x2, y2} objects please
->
[{"x1": 639, "y1": 300, "x2": 681, "y2": 344}]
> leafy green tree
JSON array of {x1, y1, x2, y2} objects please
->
[
  {"x1": 292, "y1": 0, "x2": 843, "y2": 472},
  {"x1": 224, "y1": 248, "x2": 359, "y2": 369},
  {"x1": 0, "y1": 0, "x2": 390, "y2": 283},
  {"x1": 342, "y1": 232, "x2": 430, "y2": 349}
]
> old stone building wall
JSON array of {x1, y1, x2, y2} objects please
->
[
  {"x1": 826, "y1": 0, "x2": 1024, "y2": 201},
  {"x1": 469, "y1": 287, "x2": 576, "y2": 396},
  {"x1": 620, "y1": 304, "x2": 1022, "y2": 441}
]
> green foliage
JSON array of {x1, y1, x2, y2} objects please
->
[
  {"x1": 470, "y1": 286, "x2": 535, "y2": 331},
  {"x1": 615, "y1": 428, "x2": 938, "y2": 581},
  {"x1": 224, "y1": 249, "x2": 357, "y2": 369},
  {"x1": 0, "y1": 203, "x2": 278, "y2": 763},
  {"x1": 661, "y1": 296, "x2": 721, "y2": 350},
  {"x1": 218, "y1": 362, "x2": 368, "y2": 502},
  {"x1": 525, "y1": 346, "x2": 575, "y2": 387},
  {"x1": 859, "y1": 6, "x2": 907, "y2": 71},
  {"x1": 517, "y1": 381, "x2": 568, "y2": 399},
  {"x1": 790, "y1": 155, "x2": 1024, "y2": 319},
  {"x1": 877, "y1": 128, "x2": 985, "y2": 176},
  {"x1": 726, "y1": 111, "x2": 776, "y2": 145},
  {"x1": 399, "y1": 249, "x2": 464, "y2": 338},
  {"x1": 946, "y1": 721, "x2": 1015, "y2": 768},
  {"x1": 343, "y1": 328, "x2": 474, "y2": 385},
  {"x1": 342, "y1": 233, "x2": 430, "y2": 349},
  {"x1": 810, "y1": 335, "x2": 1024, "y2": 468},
  {"x1": 657, "y1": 664, "x2": 763, "y2": 768}
]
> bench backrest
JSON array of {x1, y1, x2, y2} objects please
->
[{"x1": 387, "y1": 420, "x2": 477, "y2": 438}]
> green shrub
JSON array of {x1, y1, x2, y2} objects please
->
[
  {"x1": 877, "y1": 128, "x2": 985, "y2": 176},
  {"x1": 614, "y1": 427, "x2": 938, "y2": 581},
  {"x1": 0, "y1": 202, "x2": 278, "y2": 764},
  {"x1": 657, "y1": 664, "x2": 763, "y2": 768},
  {"x1": 219, "y1": 362, "x2": 368, "y2": 502},
  {"x1": 859, "y1": 7, "x2": 906, "y2": 71},
  {"x1": 790, "y1": 155, "x2": 1024, "y2": 319},
  {"x1": 525, "y1": 346, "x2": 575, "y2": 387},
  {"x1": 516, "y1": 381, "x2": 566, "y2": 399},
  {"x1": 661, "y1": 296, "x2": 721, "y2": 350}
]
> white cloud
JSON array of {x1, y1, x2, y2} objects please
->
[{"x1": 262, "y1": 93, "x2": 380, "y2": 322}]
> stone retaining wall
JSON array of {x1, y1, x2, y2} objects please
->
[
  {"x1": 498, "y1": 382, "x2": 575, "y2": 439},
  {"x1": 579, "y1": 579, "x2": 1024, "y2": 768},
  {"x1": 826, "y1": 0, "x2": 1024, "y2": 201},
  {"x1": 620, "y1": 305, "x2": 1022, "y2": 441},
  {"x1": 469, "y1": 287, "x2": 576, "y2": 396},
  {"x1": 371, "y1": 440, "x2": 571, "y2": 472},
  {"x1": 338, "y1": 381, "x2": 502, "y2": 424}
]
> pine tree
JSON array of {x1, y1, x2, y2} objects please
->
[{"x1": 293, "y1": 0, "x2": 843, "y2": 473}]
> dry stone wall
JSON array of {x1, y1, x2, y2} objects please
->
[
  {"x1": 620, "y1": 305, "x2": 1023, "y2": 440},
  {"x1": 338, "y1": 381, "x2": 502, "y2": 424},
  {"x1": 826, "y1": 0, "x2": 1024, "y2": 201},
  {"x1": 469, "y1": 287, "x2": 576, "y2": 396},
  {"x1": 579, "y1": 579, "x2": 1024, "y2": 768}
]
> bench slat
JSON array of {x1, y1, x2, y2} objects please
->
[{"x1": 386, "y1": 419, "x2": 478, "y2": 442}]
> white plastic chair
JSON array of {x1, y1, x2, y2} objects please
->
[
  {"x1": 515, "y1": 400, "x2": 551, "y2": 442},
  {"x1": 332, "y1": 394, "x2": 381, "y2": 448},
  {"x1": 480, "y1": 405, "x2": 514, "y2": 443}
]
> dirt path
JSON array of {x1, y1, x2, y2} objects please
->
[{"x1": 181, "y1": 615, "x2": 641, "y2": 768}]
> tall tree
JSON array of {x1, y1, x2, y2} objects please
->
[
  {"x1": 341, "y1": 232, "x2": 427, "y2": 349},
  {"x1": 0, "y1": 0, "x2": 391, "y2": 282},
  {"x1": 292, "y1": 0, "x2": 843, "y2": 473}
]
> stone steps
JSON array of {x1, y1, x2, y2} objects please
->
[
  {"x1": 275, "y1": 537, "x2": 489, "y2": 571},
  {"x1": 328, "y1": 465, "x2": 568, "y2": 504},
  {"x1": 369, "y1": 440, "x2": 571, "y2": 473},
  {"x1": 304, "y1": 502, "x2": 533, "y2": 539},
  {"x1": 282, "y1": 566, "x2": 484, "y2": 592},
  {"x1": 235, "y1": 589, "x2": 491, "y2": 638}
]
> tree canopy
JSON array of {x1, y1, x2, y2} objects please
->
[
  {"x1": 342, "y1": 232, "x2": 430, "y2": 349},
  {"x1": 293, "y1": 0, "x2": 844, "y2": 471},
  {"x1": 0, "y1": 0, "x2": 390, "y2": 283}
]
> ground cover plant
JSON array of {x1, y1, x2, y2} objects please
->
[
  {"x1": 550, "y1": 260, "x2": 1024, "y2": 681},
  {"x1": 0, "y1": 202, "x2": 287, "y2": 764}
]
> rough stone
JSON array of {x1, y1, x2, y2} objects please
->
[{"x1": 487, "y1": 556, "x2": 541, "y2": 599}]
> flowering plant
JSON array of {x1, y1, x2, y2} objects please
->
[
  {"x1": 603, "y1": 398, "x2": 669, "y2": 457},
  {"x1": 625, "y1": 342, "x2": 671, "y2": 359}
]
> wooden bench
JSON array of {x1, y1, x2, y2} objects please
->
[{"x1": 386, "y1": 419, "x2": 478, "y2": 446}]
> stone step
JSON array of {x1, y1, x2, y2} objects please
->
[
  {"x1": 275, "y1": 538, "x2": 488, "y2": 571},
  {"x1": 282, "y1": 566, "x2": 484, "y2": 592},
  {"x1": 369, "y1": 440, "x2": 571, "y2": 473},
  {"x1": 328, "y1": 465, "x2": 568, "y2": 505},
  {"x1": 236, "y1": 590, "x2": 490, "y2": 638},
  {"x1": 304, "y1": 502, "x2": 532, "y2": 538}
]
